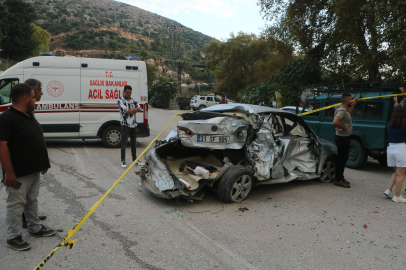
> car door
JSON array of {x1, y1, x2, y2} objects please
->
[
  {"x1": 277, "y1": 115, "x2": 320, "y2": 174},
  {"x1": 206, "y1": 96, "x2": 214, "y2": 107}
]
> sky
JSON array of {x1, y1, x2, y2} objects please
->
[{"x1": 117, "y1": 0, "x2": 268, "y2": 40}]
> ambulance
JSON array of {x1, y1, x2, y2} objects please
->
[{"x1": 0, "y1": 55, "x2": 150, "y2": 147}]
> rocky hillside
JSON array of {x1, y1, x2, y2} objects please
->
[{"x1": 26, "y1": 0, "x2": 213, "y2": 65}]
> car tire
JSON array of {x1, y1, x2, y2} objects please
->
[
  {"x1": 198, "y1": 105, "x2": 206, "y2": 110},
  {"x1": 346, "y1": 139, "x2": 368, "y2": 169},
  {"x1": 217, "y1": 165, "x2": 254, "y2": 203},
  {"x1": 377, "y1": 154, "x2": 388, "y2": 167},
  {"x1": 101, "y1": 126, "x2": 121, "y2": 148},
  {"x1": 320, "y1": 156, "x2": 336, "y2": 183}
]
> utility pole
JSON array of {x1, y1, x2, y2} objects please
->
[{"x1": 167, "y1": 25, "x2": 182, "y2": 82}]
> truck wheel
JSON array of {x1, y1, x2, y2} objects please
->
[
  {"x1": 217, "y1": 165, "x2": 254, "y2": 203},
  {"x1": 198, "y1": 105, "x2": 206, "y2": 110},
  {"x1": 377, "y1": 154, "x2": 388, "y2": 167},
  {"x1": 101, "y1": 126, "x2": 121, "y2": 148},
  {"x1": 346, "y1": 139, "x2": 368, "y2": 169}
]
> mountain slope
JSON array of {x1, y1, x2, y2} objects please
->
[{"x1": 27, "y1": 0, "x2": 213, "y2": 63}]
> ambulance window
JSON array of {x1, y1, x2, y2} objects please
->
[
  {"x1": 206, "y1": 97, "x2": 213, "y2": 101},
  {"x1": 200, "y1": 97, "x2": 205, "y2": 100},
  {"x1": 0, "y1": 79, "x2": 19, "y2": 104}
]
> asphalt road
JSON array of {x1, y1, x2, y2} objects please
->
[{"x1": 1, "y1": 107, "x2": 405, "y2": 270}]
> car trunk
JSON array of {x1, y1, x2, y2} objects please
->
[{"x1": 141, "y1": 139, "x2": 233, "y2": 199}]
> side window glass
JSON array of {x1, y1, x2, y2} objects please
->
[
  {"x1": 206, "y1": 97, "x2": 213, "y2": 101},
  {"x1": 214, "y1": 97, "x2": 221, "y2": 102},
  {"x1": 200, "y1": 97, "x2": 205, "y2": 100},
  {"x1": 324, "y1": 102, "x2": 339, "y2": 118},
  {"x1": 364, "y1": 102, "x2": 383, "y2": 119},
  {"x1": 0, "y1": 79, "x2": 19, "y2": 104},
  {"x1": 350, "y1": 102, "x2": 364, "y2": 118},
  {"x1": 304, "y1": 101, "x2": 321, "y2": 117}
]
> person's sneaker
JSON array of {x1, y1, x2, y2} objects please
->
[
  {"x1": 392, "y1": 195, "x2": 406, "y2": 203},
  {"x1": 121, "y1": 161, "x2": 127, "y2": 168},
  {"x1": 6, "y1": 236, "x2": 31, "y2": 251},
  {"x1": 334, "y1": 180, "x2": 350, "y2": 188},
  {"x1": 29, "y1": 225, "x2": 57, "y2": 237},
  {"x1": 342, "y1": 179, "x2": 351, "y2": 185},
  {"x1": 384, "y1": 189, "x2": 394, "y2": 199},
  {"x1": 135, "y1": 161, "x2": 145, "y2": 166}
]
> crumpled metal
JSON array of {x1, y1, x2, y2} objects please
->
[
  {"x1": 247, "y1": 122, "x2": 279, "y2": 180},
  {"x1": 144, "y1": 147, "x2": 176, "y2": 191},
  {"x1": 282, "y1": 139, "x2": 318, "y2": 173}
]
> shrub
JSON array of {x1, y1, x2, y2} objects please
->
[{"x1": 149, "y1": 82, "x2": 178, "y2": 109}]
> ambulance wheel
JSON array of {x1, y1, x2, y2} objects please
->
[{"x1": 102, "y1": 126, "x2": 121, "y2": 148}]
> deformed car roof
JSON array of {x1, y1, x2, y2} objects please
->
[{"x1": 201, "y1": 103, "x2": 283, "y2": 114}]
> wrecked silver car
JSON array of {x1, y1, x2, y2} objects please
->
[{"x1": 139, "y1": 104, "x2": 337, "y2": 203}]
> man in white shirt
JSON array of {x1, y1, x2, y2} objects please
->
[{"x1": 117, "y1": 85, "x2": 143, "y2": 168}]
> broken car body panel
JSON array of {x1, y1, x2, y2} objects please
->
[{"x1": 140, "y1": 104, "x2": 337, "y2": 202}]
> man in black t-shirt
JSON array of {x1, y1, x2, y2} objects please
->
[{"x1": 0, "y1": 83, "x2": 56, "y2": 251}]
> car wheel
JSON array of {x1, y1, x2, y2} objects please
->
[
  {"x1": 101, "y1": 126, "x2": 121, "y2": 148},
  {"x1": 320, "y1": 157, "x2": 336, "y2": 183},
  {"x1": 218, "y1": 165, "x2": 254, "y2": 203},
  {"x1": 346, "y1": 139, "x2": 368, "y2": 169},
  {"x1": 198, "y1": 105, "x2": 206, "y2": 110},
  {"x1": 377, "y1": 154, "x2": 388, "y2": 167}
]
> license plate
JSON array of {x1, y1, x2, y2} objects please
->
[{"x1": 197, "y1": 135, "x2": 229, "y2": 143}]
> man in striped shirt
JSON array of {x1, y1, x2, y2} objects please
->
[{"x1": 117, "y1": 85, "x2": 143, "y2": 168}]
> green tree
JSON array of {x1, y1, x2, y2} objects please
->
[
  {"x1": 0, "y1": 0, "x2": 38, "y2": 61},
  {"x1": 146, "y1": 63, "x2": 157, "y2": 89},
  {"x1": 140, "y1": 50, "x2": 148, "y2": 60},
  {"x1": 31, "y1": 23, "x2": 51, "y2": 56},
  {"x1": 149, "y1": 82, "x2": 178, "y2": 109},
  {"x1": 259, "y1": 0, "x2": 406, "y2": 81},
  {"x1": 205, "y1": 32, "x2": 293, "y2": 97}
]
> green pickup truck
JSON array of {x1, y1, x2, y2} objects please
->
[{"x1": 301, "y1": 83, "x2": 401, "y2": 169}]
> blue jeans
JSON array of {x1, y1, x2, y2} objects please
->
[
  {"x1": 121, "y1": 126, "x2": 137, "y2": 162},
  {"x1": 6, "y1": 172, "x2": 42, "y2": 239}
]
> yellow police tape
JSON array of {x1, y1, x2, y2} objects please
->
[
  {"x1": 297, "y1": 93, "x2": 406, "y2": 117},
  {"x1": 33, "y1": 114, "x2": 182, "y2": 270}
]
